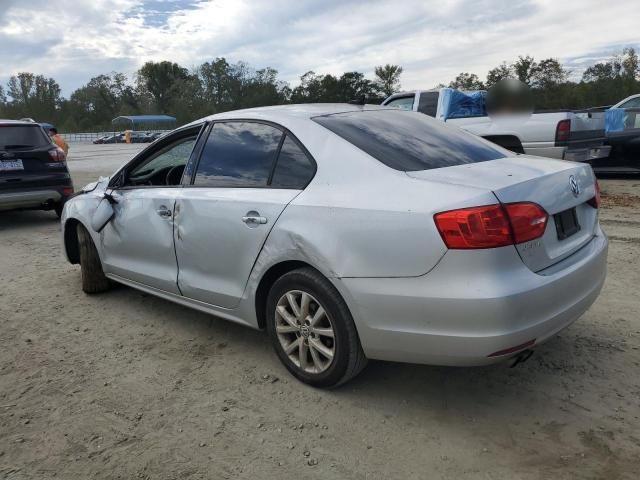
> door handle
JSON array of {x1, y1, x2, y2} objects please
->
[
  {"x1": 242, "y1": 214, "x2": 267, "y2": 225},
  {"x1": 157, "y1": 206, "x2": 172, "y2": 218}
]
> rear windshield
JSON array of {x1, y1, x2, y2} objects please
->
[
  {"x1": 0, "y1": 125, "x2": 51, "y2": 150},
  {"x1": 312, "y1": 109, "x2": 510, "y2": 171}
]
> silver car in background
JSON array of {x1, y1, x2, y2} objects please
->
[{"x1": 61, "y1": 105, "x2": 608, "y2": 387}]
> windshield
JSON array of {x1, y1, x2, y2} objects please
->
[
  {"x1": 0, "y1": 125, "x2": 51, "y2": 150},
  {"x1": 313, "y1": 109, "x2": 511, "y2": 171}
]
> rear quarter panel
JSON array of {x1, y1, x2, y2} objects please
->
[{"x1": 254, "y1": 123, "x2": 499, "y2": 278}]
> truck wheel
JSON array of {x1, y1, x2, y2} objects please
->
[{"x1": 77, "y1": 224, "x2": 111, "y2": 294}]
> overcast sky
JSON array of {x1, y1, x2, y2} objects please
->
[{"x1": 1, "y1": 0, "x2": 638, "y2": 96}]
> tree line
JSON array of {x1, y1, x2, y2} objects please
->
[
  {"x1": 446, "y1": 47, "x2": 639, "y2": 111},
  {"x1": 0, "y1": 48, "x2": 637, "y2": 132},
  {"x1": 0, "y1": 61, "x2": 402, "y2": 132}
]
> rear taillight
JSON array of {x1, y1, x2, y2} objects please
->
[
  {"x1": 433, "y1": 205, "x2": 512, "y2": 249},
  {"x1": 503, "y1": 202, "x2": 548, "y2": 243},
  {"x1": 62, "y1": 187, "x2": 74, "y2": 196},
  {"x1": 434, "y1": 202, "x2": 548, "y2": 249},
  {"x1": 48, "y1": 147, "x2": 66, "y2": 162},
  {"x1": 555, "y1": 119, "x2": 571, "y2": 144},
  {"x1": 587, "y1": 178, "x2": 600, "y2": 208}
]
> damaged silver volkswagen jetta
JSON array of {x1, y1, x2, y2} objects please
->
[{"x1": 61, "y1": 105, "x2": 608, "y2": 387}]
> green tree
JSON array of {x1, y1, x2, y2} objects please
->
[
  {"x1": 449, "y1": 72, "x2": 485, "y2": 90},
  {"x1": 338, "y1": 71, "x2": 374, "y2": 101},
  {"x1": 374, "y1": 64, "x2": 403, "y2": 97},
  {"x1": 512, "y1": 55, "x2": 537, "y2": 85},
  {"x1": 486, "y1": 63, "x2": 513, "y2": 87},
  {"x1": 621, "y1": 47, "x2": 639, "y2": 79},
  {"x1": 531, "y1": 58, "x2": 568, "y2": 89},
  {"x1": 0, "y1": 85, "x2": 6, "y2": 116},
  {"x1": 243, "y1": 67, "x2": 289, "y2": 108},
  {"x1": 136, "y1": 61, "x2": 192, "y2": 114},
  {"x1": 582, "y1": 62, "x2": 616, "y2": 82},
  {"x1": 291, "y1": 71, "x2": 320, "y2": 102},
  {"x1": 63, "y1": 73, "x2": 139, "y2": 131},
  {"x1": 198, "y1": 58, "x2": 233, "y2": 111},
  {"x1": 6, "y1": 72, "x2": 61, "y2": 122}
]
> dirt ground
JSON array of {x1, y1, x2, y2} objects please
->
[{"x1": 1, "y1": 144, "x2": 639, "y2": 479}]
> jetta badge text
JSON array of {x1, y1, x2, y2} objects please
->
[{"x1": 569, "y1": 175, "x2": 580, "y2": 197}]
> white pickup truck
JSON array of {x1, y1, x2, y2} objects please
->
[{"x1": 382, "y1": 88, "x2": 611, "y2": 162}]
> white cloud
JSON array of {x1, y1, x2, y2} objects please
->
[{"x1": 0, "y1": 0, "x2": 638, "y2": 96}]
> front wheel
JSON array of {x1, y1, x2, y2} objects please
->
[
  {"x1": 266, "y1": 268, "x2": 367, "y2": 388},
  {"x1": 77, "y1": 224, "x2": 111, "y2": 294}
]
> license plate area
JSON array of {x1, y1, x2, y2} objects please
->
[
  {"x1": 0, "y1": 159, "x2": 24, "y2": 171},
  {"x1": 554, "y1": 207, "x2": 580, "y2": 240}
]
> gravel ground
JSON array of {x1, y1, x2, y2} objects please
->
[{"x1": 1, "y1": 144, "x2": 639, "y2": 479}]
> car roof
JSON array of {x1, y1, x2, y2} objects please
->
[
  {"x1": 186, "y1": 103, "x2": 396, "y2": 128},
  {"x1": 0, "y1": 119, "x2": 44, "y2": 126},
  {"x1": 612, "y1": 93, "x2": 640, "y2": 108}
]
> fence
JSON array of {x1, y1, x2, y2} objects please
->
[{"x1": 61, "y1": 130, "x2": 171, "y2": 143}]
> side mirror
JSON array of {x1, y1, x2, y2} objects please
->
[{"x1": 91, "y1": 195, "x2": 115, "y2": 233}]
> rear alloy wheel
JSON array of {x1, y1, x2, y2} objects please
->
[
  {"x1": 266, "y1": 268, "x2": 367, "y2": 388},
  {"x1": 77, "y1": 224, "x2": 111, "y2": 294},
  {"x1": 275, "y1": 290, "x2": 336, "y2": 374}
]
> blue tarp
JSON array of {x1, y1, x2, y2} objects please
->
[
  {"x1": 440, "y1": 88, "x2": 486, "y2": 120},
  {"x1": 605, "y1": 108, "x2": 626, "y2": 133}
]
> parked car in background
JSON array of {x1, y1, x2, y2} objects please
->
[
  {"x1": 102, "y1": 134, "x2": 125, "y2": 144},
  {"x1": 383, "y1": 89, "x2": 611, "y2": 162},
  {"x1": 1, "y1": 120, "x2": 73, "y2": 217},
  {"x1": 93, "y1": 135, "x2": 110, "y2": 144},
  {"x1": 93, "y1": 132, "x2": 162, "y2": 144},
  {"x1": 61, "y1": 105, "x2": 607, "y2": 387},
  {"x1": 612, "y1": 94, "x2": 640, "y2": 110}
]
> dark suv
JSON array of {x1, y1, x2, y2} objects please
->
[{"x1": 0, "y1": 120, "x2": 73, "y2": 217}]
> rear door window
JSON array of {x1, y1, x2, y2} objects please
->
[
  {"x1": 313, "y1": 109, "x2": 510, "y2": 171},
  {"x1": 194, "y1": 122, "x2": 283, "y2": 187},
  {"x1": 0, "y1": 125, "x2": 50, "y2": 150},
  {"x1": 270, "y1": 135, "x2": 316, "y2": 189}
]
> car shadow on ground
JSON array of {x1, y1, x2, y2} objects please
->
[
  {"x1": 0, "y1": 209, "x2": 60, "y2": 231},
  {"x1": 102, "y1": 281, "x2": 616, "y2": 416}
]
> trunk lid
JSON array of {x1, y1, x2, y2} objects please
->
[{"x1": 407, "y1": 156, "x2": 599, "y2": 272}]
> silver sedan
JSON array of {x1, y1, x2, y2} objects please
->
[{"x1": 61, "y1": 105, "x2": 608, "y2": 387}]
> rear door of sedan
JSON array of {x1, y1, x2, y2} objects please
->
[{"x1": 174, "y1": 120, "x2": 316, "y2": 309}]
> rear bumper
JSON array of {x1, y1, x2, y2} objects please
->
[
  {"x1": 0, "y1": 185, "x2": 72, "y2": 211},
  {"x1": 563, "y1": 145, "x2": 611, "y2": 162},
  {"x1": 524, "y1": 145, "x2": 611, "y2": 161},
  {"x1": 333, "y1": 228, "x2": 608, "y2": 366}
]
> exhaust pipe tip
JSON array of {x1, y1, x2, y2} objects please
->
[{"x1": 509, "y1": 349, "x2": 534, "y2": 368}]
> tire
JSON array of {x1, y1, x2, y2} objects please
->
[
  {"x1": 266, "y1": 268, "x2": 367, "y2": 388},
  {"x1": 77, "y1": 224, "x2": 111, "y2": 294},
  {"x1": 54, "y1": 203, "x2": 64, "y2": 219}
]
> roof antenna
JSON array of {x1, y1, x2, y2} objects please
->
[{"x1": 348, "y1": 95, "x2": 366, "y2": 105}]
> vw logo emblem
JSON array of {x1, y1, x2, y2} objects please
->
[
  {"x1": 300, "y1": 324, "x2": 310, "y2": 338},
  {"x1": 569, "y1": 175, "x2": 580, "y2": 197}
]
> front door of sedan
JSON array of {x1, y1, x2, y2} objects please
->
[
  {"x1": 100, "y1": 127, "x2": 202, "y2": 294},
  {"x1": 174, "y1": 121, "x2": 316, "y2": 309}
]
